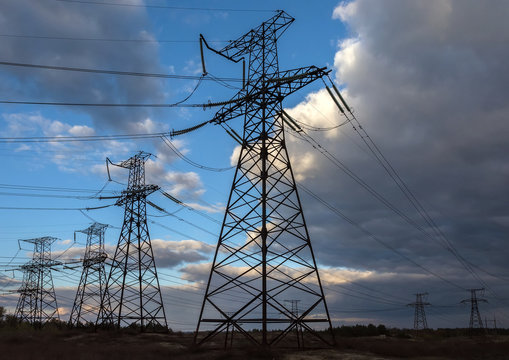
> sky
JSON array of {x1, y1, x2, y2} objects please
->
[{"x1": 1, "y1": 0, "x2": 509, "y2": 332}]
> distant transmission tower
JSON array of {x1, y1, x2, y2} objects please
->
[
  {"x1": 285, "y1": 299, "x2": 304, "y2": 348},
  {"x1": 407, "y1": 292, "x2": 430, "y2": 330},
  {"x1": 15, "y1": 237, "x2": 60, "y2": 325},
  {"x1": 97, "y1": 151, "x2": 167, "y2": 330},
  {"x1": 461, "y1": 288, "x2": 487, "y2": 330},
  {"x1": 485, "y1": 315, "x2": 497, "y2": 334},
  {"x1": 69, "y1": 223, "x2": 109, "y2": 326},
  {"x1": 194, "y1": 11, "x2": 333, "y2": 348}
]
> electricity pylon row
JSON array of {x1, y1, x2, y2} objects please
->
[
  {"x1": 13, "y1": 10, "x2": 334, "y2": 348},
  {"x1": 15, "y1": 152, "x2": 167, "y2": 331},
  {"x1": 408, "y1": 289, "x2": 489, "y2": 331}
]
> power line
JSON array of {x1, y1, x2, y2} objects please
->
[
  {"x1": 0, "y1": 60, "x2": 242, "y2": 82},
  {"x1": 0, "y1": 204, "x2": 113, "y2": 211},
  {"x1": 160, "y1": 135, "x2": 234, "y2": 172},
  {"x1": 56, "y1": 0, "x2": 275, "y2": 13},
  {"x1": 0, "y1": 132, "x2": 167, "y2": 143},
  {"x1": 0, "y1": 183, "x2": 116, "y2": 194},
  {"x1": 0, "y1": 191, "x2": 118, "y2": 200},
  {"x1": 0, "y1": 100, "x2": 217, "y2": 108},
  {"x1": 297, "y1": 182, "x2": 465, "y2": 291},
  {"x1": 0, "y1": 33, "x2": 226, "y2": 44},
  {"x1": 322, "y1": 78, "x2": 508, "y2": 315}
]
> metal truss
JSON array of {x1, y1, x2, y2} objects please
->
[
  {"x1": 69, "y1": 222, "x2": 109, "y2": 326},
  {"x1": 15, "y1": 237, "x2": 60, "y2": 325},
  {"x1": 97, "y1": 151, "x2": 167, "y2": 330},
  {"x1": 407, "y1": 292, "x2": 430, "y2": 330},
  {"x1": 461, "y1": 288, "x2": 487, "y2": 329},
  {"x1": 195, "y1": 10, "x2": 334, "y2": 348}
]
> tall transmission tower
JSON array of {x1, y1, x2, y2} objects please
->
[
  {"x1": 14, "y1": 237, "x2": 60, "y2": 325},
  {"x1": 69, "y1": 223, "x2": 109, "y2": 326},
  {"x1": 97, "y1": 151, "x2": 167, "y2": 330},
  {"x1": 407, "y1": 292, "x2": 430, "y2": 330},
  {"x1": 195, "y1": 11, "x2": 333, "y2": 348},
  {"x1": 461, "y1": 288, "x2": 487, "y2": 330}
]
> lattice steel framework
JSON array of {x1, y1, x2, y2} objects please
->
[
  {"x1": 97, "y1": 151, "x2": 167, "y2": 330},
  {"x1": 69, "y1": 223, "x2": 109, "y2": 326},
  {"x1": 15, "y1": 237, "x2": 60, "y2": 325},
  {"x1": 195, "y1": 11, "x2": 333, "y2": 348},
  {"x1": 407, "y1": 292, "x2": 430, "y2": 330},
  {"x1": 461, "y1": 288, "x2": 487, "y2": 329}
]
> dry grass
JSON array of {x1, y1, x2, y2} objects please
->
[{"x1": 1, "y1": 329, "x2": 509, "y2": 360}]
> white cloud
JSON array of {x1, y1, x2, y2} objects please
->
[{"x1": 68, "y1": 125, "x2": 95, "y2": 137}]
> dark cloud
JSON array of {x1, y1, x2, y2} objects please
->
[
  {"x1": 0, "y1": 0, "x2": 165, "y2": 131},
  {"x1": 284, "y1": 0, "x2": 509, "y2": 326}
]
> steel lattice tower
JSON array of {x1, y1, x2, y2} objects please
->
[
  {"x1": 407, "y1": 293, "x2": 430, "y2": 330},
  {"x1": 97, "y1": 151, "x2": 167, "y2": 330},
  {"x1": 69, "y1": 223, "x2": 109, "y2": 326},
  {"x1": 15, "y1": 237, "x2": 60, "y2": 325},
  {"x1": 195, "y1": 11, "x2": 333, "y2": 347},
  {"x1": 461, "y1": 288, "x2": 487, "y2": 329}
]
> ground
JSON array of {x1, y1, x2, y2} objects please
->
[{"x1": 1, "y1": 330, "x2": 509, "y2": 360}]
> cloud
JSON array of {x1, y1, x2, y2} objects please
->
[
  {"x1": 0, "y1": 0, "x2": 164, "y2": 131},
  {"x1": 51, "y1": 238, "x2": 213, "y2": 269},
  {"x1": 258, "y1": 0, "x2": 509, "y2": 327},
  {"x1": 280, "y1": 0, "x2": 509, "y2": 278},
  {"x1": 1, "y1": 111, "x2": 135, "y2": 173},
  {"x1": 150, "y1": 238, "x2": 214, "y2": 268}
]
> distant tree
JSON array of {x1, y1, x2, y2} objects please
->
[{"x1": 0, "y1": 306, "x2": 5, "y2": 321}]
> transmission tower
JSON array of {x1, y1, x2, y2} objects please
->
[
  {"x1": 461, "y1": 288, "x2": 487, "y2": 330},
  {"x1": 69, "y1": 223, "x2": 109, "y2": 326},
  {"x1": 15, "y1": 237, "x2": 60, "y2": 325},
  {"x1": 485, "y1": 315, "x2": 497, "y2": 334},
  {"x1": 194, "y1": 11, "x2": 333, "y2": 348},
  {"x1": 285, "y1": 299, "x2": 304, "y2": 348},
  {"x1": 97, "y1": 151, "x2": 167, "y2": 330},
  {"x1": 407, "y1": 292, "x2": 430, "y2": 330}
]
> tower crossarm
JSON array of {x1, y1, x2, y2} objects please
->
[
  {"x1": 266, "y1": 65, "x2": 329, "y2": 97},
  {"x1": 115, "y1": 184, "x2": 160, "y2": 206},
  {"x1": 210, "y1": 66, "x2": 328, "y2": 125}
]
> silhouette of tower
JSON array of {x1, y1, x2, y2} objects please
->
[
  {"x1": 195, "y1": 11, "x2": 333, "y2": 347},
  {"x1": 15, "y1": 237, "x2": 60, "y2": 325},
  {"x1": 285, "y1": 299, "x2": 304, "y2": 348},
  {"x1": 485, "y1": 315, "x2": 497, "y2": 334},
  {"x1": 97, "y1": 151, "x2": 167, "y2": 330},
  {"x1": 69, "y1": 223, "x2": 109, "y2": 326},
  {"x1": 407, "y1": 292, "x2": 430, "y2": 330},
  {"x1": 461, "y1": 288, "x2": 487, "y2": 329}
]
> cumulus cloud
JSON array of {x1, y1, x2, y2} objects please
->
[
  {"x1": 275, "y1": 0, "x2": 509, "y2": 326},
  {"x1": 51, "y1": 238, "x2": 213, "y2": 269},
  {"x1": 150, "y1": 238, "x2": 214, "y2": 268}
]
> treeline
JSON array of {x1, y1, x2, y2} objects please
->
[{"x1": 330, "y1": 323, "x2": 509, "y2": 337}]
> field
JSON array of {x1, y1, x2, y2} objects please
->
[{"x1": 1, "y1": 327, "x2": 509, "y2": 360}]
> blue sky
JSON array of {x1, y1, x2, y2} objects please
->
[{"x1": 1, "y1": 0, "x2": 509, "y2": 332}]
